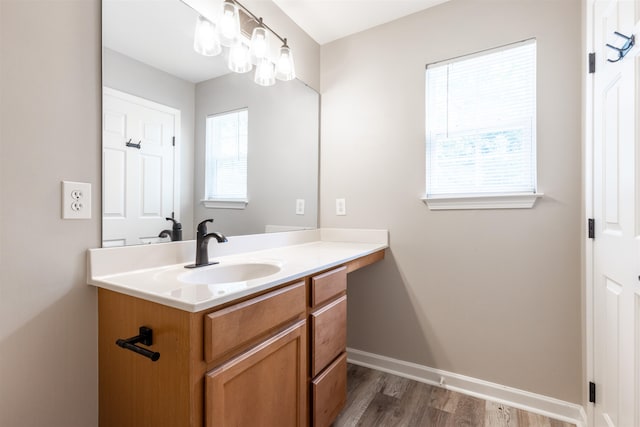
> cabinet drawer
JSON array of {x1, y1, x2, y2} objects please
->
[
  {"x1": 311, "y1": 295, "x2": 346, "y2": 377},
  {"x1": 312, "y1": 352, "x2": 347, "y2": 427},
  {"x1": 311, "y1": 266, "x2": 347, "y2": 307},
  {"x1": 204, "y1": 281, "x2": 306, "y2": 364}
]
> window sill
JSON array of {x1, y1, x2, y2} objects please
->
[
  {"x1": 201, "y1": 199, "x2": 248, "y2": 210},
  {"x1": 422, "y1": 193, "x2": 543, "y2": 210}
]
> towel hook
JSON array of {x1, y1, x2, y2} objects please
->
[
  {"x1": 125, "y1": 138, "x2": 142, "y2": 149},
  {"x1": 606, "y1": 31, "x2": 635, "y2": 63}
]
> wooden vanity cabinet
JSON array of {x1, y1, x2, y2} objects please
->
[
  {"x1": 98, "y1": 281, "x2": 306, "y2": 427},
  {"x1": 97, "y1": 249, "x2": 384, "y2": 427},
  {"x1": 308, "y1": 266, "x2": 348, "y2": 427},
  {"x1": 305, "y1": 249, "x2": 385, "y2": 426}
]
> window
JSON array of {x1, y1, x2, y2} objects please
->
[
  {"x1": 204, "y1": 109, "x2": 248, "y2": 209},
  {"x1": 424, "y1": 39, "x2": 540, "y2": 210}
]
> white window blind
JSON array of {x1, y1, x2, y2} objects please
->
[
  {"x1": 205, "y1": 109, "x2": 248, "y2": 201},
  {"x1": 425, "y1": 39, "x2": 537, "y2": 198}
]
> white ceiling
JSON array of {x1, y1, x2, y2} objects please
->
[
  {"x1": 103, "y1": 0, "x2": 230, "y2": 83},
  {"x1": 273, "y1": 0, "x2": 450, "y2": 45}
]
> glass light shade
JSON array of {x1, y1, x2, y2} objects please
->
[
  {"x1": 254, "y1": 58, "x2": 275, "y2": 86},
  {"x1": 228, "y1": 41, "x2": 252, "y2": 73},
  {"x1": 193, "y1": 16, "x2": 221, "y2": 56},
  {"x1": 218, "y1": 0, "x2": 240, "y2": 47},
  {"x1": 250, "y1": 26, "x2": 269, "y2": 63},
  {"x1": 275, "y1": 44, "x2": 296, "y2": 81}
]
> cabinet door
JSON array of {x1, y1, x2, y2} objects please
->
[{"x1": 205, "y1": 321, "x2": 308, "y2": 427}]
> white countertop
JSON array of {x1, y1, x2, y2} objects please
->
[{"x1": 88, "y1": 229, "x2": 388, "y2": 312}]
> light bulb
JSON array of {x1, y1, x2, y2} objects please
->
[
  {"x1": 275, "y1": 43, "x2": 295, "y2": 81},
  {"x1": 250, "y1": 26, "x2": 269, "y2": 63},
  {"x1": 218, "y1": 0, "x2": 239, "y2": 47},
  {"x1": 228, "y1": 41, "x2": 252, "y2": 73},
  {"x1": 193, "y1": 16, "x2": 221, "y2": 56},
  {"x1": 254, "y1": 58, "x2": 275, "y2": 86}
]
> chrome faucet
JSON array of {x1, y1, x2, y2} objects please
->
[{"x1": 185, "y1": 219, "x2": 227, "y2": 269}]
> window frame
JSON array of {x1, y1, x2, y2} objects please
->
[
  {"x1": 423, "y1": 39, "x2": 542, "y2": 210},
  {"x1": 202, "y1": 108, "x2": 249, "y2": 210}
]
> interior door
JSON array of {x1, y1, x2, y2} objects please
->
[
  {"x1": 102, "y1": 87, "x2": 179, "y2": 246},
  {"x1": 591, "y1": 1, "x2": 639, "y2": 426}
]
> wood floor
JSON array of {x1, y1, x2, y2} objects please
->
[{"x1": 333, "y1": 364, "x2": 576, "y2": 427}]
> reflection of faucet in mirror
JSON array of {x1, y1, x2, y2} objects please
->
[
  {"x1": 158, "y1": 217, "x2": 183, "y2": 242},
  {"x1": 185, "y1": 219, "x2": 228, "y2": 269}
]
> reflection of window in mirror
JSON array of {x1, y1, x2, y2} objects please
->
[{"x1": 204, "y1": 109, "x2": 248, "y2": 208}]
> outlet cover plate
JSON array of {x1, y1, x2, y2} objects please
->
[
  {"x1": 62, "y1": 181, "x2": 92, "y2": 219},
  {"x1": 336, "y1": 198, "x2": 346, "y2": 216}
]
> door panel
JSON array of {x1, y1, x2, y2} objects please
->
[
  {"x1": 140, "y1": 153, "x2": 163, "y2": 217},
  {"x1": 603, "y1": 77, "x2": 620, "y2": 227},
  {"x1": 102, "y1": 87, "x2": 179, "y2": 246},
  {"x1": 103, "y1": 148, "x2": 126, "y2": 218},
  {"x1": 603, "y1": 277, "x2": 621, "y2": 427}
]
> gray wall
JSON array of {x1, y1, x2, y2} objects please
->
[
  {"x1": 0, "y1": 0, "x2": 100, "y2": 426},
  {"x1": 194, "y1": 72, "x2": 319, "y2": 236},
  {"x1": 102, "y1": 47, "x2": 196, "y2": 239},
  {"x1": 320, "y1": 0, "x2": 583, "y2": 403}
]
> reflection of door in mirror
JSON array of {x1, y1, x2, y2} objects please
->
[{"x1": 102, "y1": 88, "x2": 180, "y2": 247}]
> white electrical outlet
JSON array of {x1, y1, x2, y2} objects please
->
[
  {"x1": 62, "y1": 181, "x2": 92, "y2": 219},
  {"x1": 295, "y1": 199, "x2": 305, "y2": 215},
  {"x1": 336, "y1": 198, "x2": 346, "y2": 216}
]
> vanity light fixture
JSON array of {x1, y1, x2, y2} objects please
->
[
  {"x1": 250, "y1": 20, "x2": 269, "y2": 62},
  {"x1": 218, "y1": 0, "x2": 240, "y2": 47},
  {"x1": 228, "y1": 40, "x2": 253, "y2": 73},
  {"x1": 193, "y1": 15, "x2": 221, "y2": 56},
  {"x1": 254, "y1": 57, "x2": 276, "y2": 86},
  {"x1": 275, "y1": 40, "x2": 295, "y2": 81},
  {"x1": 189, "y1": 0, "x2": 296, "y2": 85}
]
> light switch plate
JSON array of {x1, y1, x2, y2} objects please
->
[
  {"x1": 295, "y1": 199, "x2": 305, "y2": 215},
  {"x1": 62, "y1": 181, "x2": 92, "y2": 219}
]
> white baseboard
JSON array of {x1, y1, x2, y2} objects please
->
[{"x1": 346, "y1": 348, "x2": 587, "y2": 427}]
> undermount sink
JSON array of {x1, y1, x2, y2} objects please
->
[{"x1": 178, "y1": 261, "x2": 282, "y2": 285}]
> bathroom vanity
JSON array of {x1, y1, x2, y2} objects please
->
[{"x1": 88, "y1": 229, "x2": 387, "y2": 427}]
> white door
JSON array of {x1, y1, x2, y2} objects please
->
[
  {"x1": 102, "y1": 87, "x2": 180, "y2": 246},
  {"x1": 590, "y1": 1, "x2": 639, "y2": 426}
]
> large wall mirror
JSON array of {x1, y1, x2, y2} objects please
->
[{"x1": 102, "y1": 0, "x2": 319, "y2": 247}]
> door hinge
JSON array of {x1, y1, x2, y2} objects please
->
[
  {"x1": 172, "y1": 136, "x2": 175, "y2": 147},
  {"x1": 588, "y1": 218, "x2": 595, "y2": 239},
  {"x1": 589, "y1": 53, "x2": 596, "y2": 73},
  {"x1": 589, "y1": 381, "x2": 596, "y2": 403}
]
